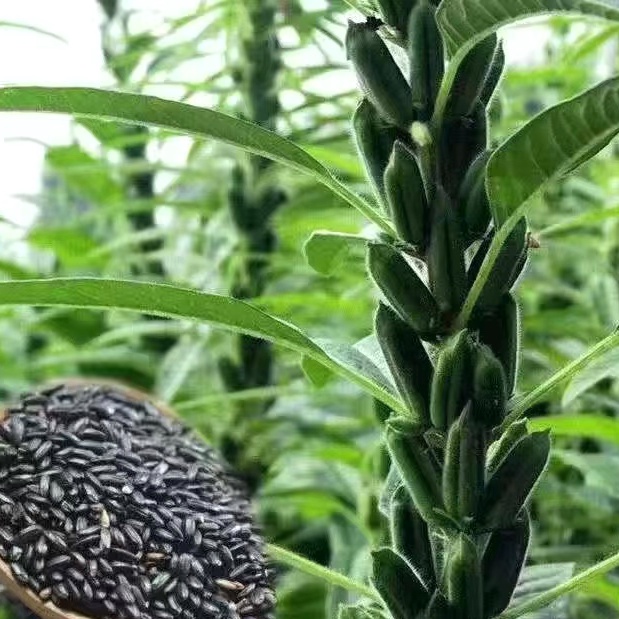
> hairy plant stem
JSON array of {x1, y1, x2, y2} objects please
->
[
  {"x1": 218, "y1": 0, "x2": 285, "y2": 491},
  {"x1": 346, "y1": 6, "x2": 549, "y2": 619}
]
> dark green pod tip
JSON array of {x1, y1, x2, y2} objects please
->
[
  {"x1": 346, "y1": 21, "x2": 415, "y2": 130},
  {"x1": 445, "y1": 34, "x2": 499, "y2": 119},
  {"x1": 407, "y1": 0, "x2": 444, "y2": 121},
  {"x1": 471, "y1": 344, "x2": 507, "y2": 428},
  {"x1": 385, "y1": 421, "x2": 444, "y2": 526},
  {"x1": 475, "y1": 293, "x2": 520, "y2": 396},
  {"x1": 427, "y1": 188, "x2": 467, "y2": 316},
  {"x1": 480, "y1": 41, "x2": 506, "y2": 106},
  {"x1": 390, "y1": 486, "x2": 435, "y2": 588},
  {"x1": 439, "y1": 102, "x2": 488, "y2": 196},
  {"x1": 480, "y1": 430, "x2": 551, "y2": 530},
  {"x1": 442, "y1": 406, "x2": 486, "y2": 523},
  {"x1": 368, "y1": 243, "x2": 441, "y2": 341},
  {"x1": 486, "y1": 419, "x2": 528, "y2": 475},
  {"x1": 384, "y1": 141, "x2": 429, "y2": 248},
  {"x1": 459, "y1": 151, "x2": 492, "y2": 245},
  {"x1": 376, "y1": 303, "x2": 433, "y2": 425},
  {"x1": 444, "y1": 534, "x2": 483, "y2": 619},
  {"x1": 482, "y1": 513, "x2": 531, "y2": 617},
  {"x1": 377, "y1": 0, "x2": 416, "y2": 34},
  {"x1": 469, "y1": 218, "x2": 529, "y2": 316},
  {"x1": 371, "y1": 547, "x2": 430, "y2": 619},
  {"x1": 353, "y1": 98, "x2": 404, "y2": 203},
  {"x1": 429, "y1": 329, "x2": 473, "y2": 431}
]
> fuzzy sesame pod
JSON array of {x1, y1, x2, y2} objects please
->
[
  {"x1": 459, "y1": 151, "x2": 492, "y2": 245},
  {"x1": 353, "y1": 98, "x2": 403, "y2": 202},
  {"x1": 390, "y1": 485, "x2": 435, "y2": 588},
  {"x1": 427, "y1": 189, "x2": 467, "y2": 315},
  {"x1": 482, "y1": 513, "x2": 531, "y2": 617},
  {"x1": 376, "y1": 303, "x2": 433, "y2": 425},
  {"x1": 444, "y1": 534, "x2": 483, "y2": 619},
  {"x1": 371, "y1": 547, "x2": 429, "y2": 619},
  {"x1": 442, "y1": 407, "x2": 486, "y2": 522},
  {"x1": 377, "y1": 0, "x2": 417, "y2": 34},
  {"x1": 480, "y1": 431, "x2": 551, "y2": 530},
  {"x1": 407, "y1": 0, "x2": 444, "y2": 121},
  {"x1": 439, "y1": 101, "x2": 488, "y2": 196},
  {"x1": 429, "y1": 330, "x2": 473, "y2": 432},
  {"x1": 471, "y1": 344, "x2": 507, "y2": 429},
  {"x1": 444, "y1": 34, "x2": 499, "y2": 119},
  {"x1": 384, "y1": 141, "x2": 429, "y2": 248},
  {"x1": 468, "y1": 218, "x2": 529, "y2": 316},
  {"x1": 475, "y1": 293, "x2": 520, "y2": 396},
  {"x1": 368, "y1": 243, "x2": 440, "y2": 340},
  {"x1": 486, "y1": 420, "x2": 529, "y2": 476},
  {"x1": 480, "y1": 41, "x2": 505, "y2": 106},
  {"x1": 386, "y1": 420, "x2": 444, "y2": 526},
  {"x1": 346, "y1": 21, "x2": 415, "y2": 130}
]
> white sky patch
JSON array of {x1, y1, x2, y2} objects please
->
[{"x1": 0, "y1": 1, "x2": 553, "y2": 231}]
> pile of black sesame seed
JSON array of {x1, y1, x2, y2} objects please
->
[{"x1": 0, "y1": 383, "x2": 275, "y2": 619}]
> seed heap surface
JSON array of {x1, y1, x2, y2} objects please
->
[{"x1": 0, "y1": 384, "x2": 275, "y2": 619}]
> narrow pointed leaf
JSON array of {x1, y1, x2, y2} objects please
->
[
  {"x1": 437, "y1": 0, "x2": 619, "y2": 58},
  {"x1": 0, "y1": 86, "x2": 393, "y2": 234},
  {"x1": 0, "y1": 278, "x2": 404, "y2": 414}
]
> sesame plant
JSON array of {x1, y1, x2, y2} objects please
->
[{"x1": 5, "y1": 2, "x2": 619, "y2": 619}]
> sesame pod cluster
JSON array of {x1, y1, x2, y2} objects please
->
[{"x1": 345, "y1": 5, "x2": 549, "y2": 619}]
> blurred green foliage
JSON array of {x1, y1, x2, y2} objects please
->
[{"x1": 2, "y1": 3, "x2": 619, "y2": 618}]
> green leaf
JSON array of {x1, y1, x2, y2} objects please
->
[
  {"x1": 562, "y1": 346, "x2": 619, "y2": 406},
  {"x1": 45, "y1": 144, "x2": 124, "y2": 206},
  {"x1": 506, "y1": 564, "x2": 575, "y2": 619},
  {"x1": 0, "y1": 278, "x2": 404, "y2": 414},
  {"x1": 487, "y1": 77, "x2": 619, "y2": 225},
  {"x1": 304, "y1": 231, "x2": 370, "y2": 275},
  {"x1": 437, "y1": 0, "x2": 619, "y2": 58},
  {"x1": 505, "y1": 330, "x2": 619, "y2": 427},
  {"x1": 529, "y1": 415, "x2": 619, "y2": 447},
  {"x1": 0, "y1": 87, "x2": 393, "y2": 235}
]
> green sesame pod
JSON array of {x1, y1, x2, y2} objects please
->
[
  {"x1": 427, "y1": 189, "x2": 467, "y2": 315},
  {"x1": 482, "y1": 513, "x2": 531, "y2": 617},
  {"x1": 459, "y1": 151, "x2": 492, "y2": 244},
  {"x1": 442, "y1": 407, "x2": 485, "y2": 522},
  {"x1": 430, "y1": 330, "x2": 473, "y2": 431},
  {"x1": 468, "y1": 218, "x2": 528, "y2": 316},
  {"x1": 445, "y1": 34, "x2": 499, "y2": 118},
  {"x1": 386, "y1": 420, "x2": 444, "y2": 526},
  {"x1": 384, "y1": 141, "x2": 429, "y2": 247},
  {"x1": 486, "y1": 420, "x2": 528, "y2": 475},
  {"x1": 480, "y1": 431, "x2": 551, "y2": 530},
  {"x1": 390, "y1": 485, "x2": 435, "y2": 588},
  {"x1": 353, "y1": 98, "x2": 403, "y2": 202},
  {"x1": 346, "y1": 21, "x2": 415, "y2": 130},
  {"x1": 480, "y1": 41, "x2": 505, "y2": 106},
  {"x1": 439, "y1": 102, "x2": 488, "y2": 196},
  {"x1": 471, "y1": 344, "x2": 507, "y2": 429},
  {"x1": 371, "y1": 547, "x2": 430, "y2": 619},
  {"x1": 377, "y1": 0, "x2": 416, "y2": 34},
  {"x1": 407, "y1": 0, "x2": 444, "y2": 121},
  {"x1": 476, "y1": 293, "x2": 520, "y2": 396},
  {"x1": 444, "y1": 534, "x2": 483, "y2": 619},
  {"x1": 368, "y1": 243, "x2": 441, "y2": 340},
  {"x1": 376, "y1": 303, "x2": 433, "y2": 425}
]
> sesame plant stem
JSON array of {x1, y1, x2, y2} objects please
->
[
  {"x1": 499, "y1": 548, "x2": 619, "y2": 619},
  {"x1": 504, "y1": 329, "x2": 619, "y2": 428},
  {"x1": 266, "y1": 544, "x2": 382, "y2": 604}
]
